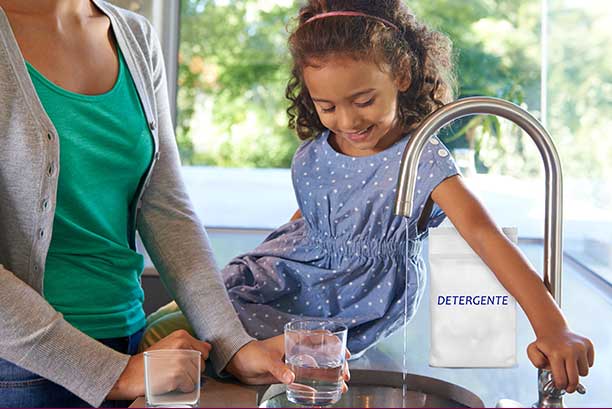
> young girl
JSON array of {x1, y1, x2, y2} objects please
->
[{"x1": 144, "y1": 0, "x2": 593, "y2": 393}]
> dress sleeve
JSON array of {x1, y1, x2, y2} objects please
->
[{"x1": 412, "y1": 135, "x2": 460, "y2": 229}]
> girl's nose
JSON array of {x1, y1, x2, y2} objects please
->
[{"x1": 336, "y1": 108, "x2": 360, "y2": 132}]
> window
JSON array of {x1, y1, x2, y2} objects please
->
[
  {"x1": 173, "y1": 0, "x2": 611, "y2": 279},
  {"x1": 546, "y1": 0, "x2": 612, "y2": 285}
]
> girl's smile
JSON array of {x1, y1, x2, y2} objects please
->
[
  {"x1": 303, "y1": 55, "x2": 408, "y2": 157},
  {"x1": 345, "y1": 124, "x2": 374, "y2": 142}
]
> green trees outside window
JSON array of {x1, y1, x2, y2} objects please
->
[{"x1": 176, "y1": 0, "x2": 609, "y2": 183}]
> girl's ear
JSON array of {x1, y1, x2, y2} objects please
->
[{"x1": 396, "y1": 71, "x2": 411, "y2": 93}]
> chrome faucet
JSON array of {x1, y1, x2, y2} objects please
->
[{"x1": 394, "y1": 96, "x2": 585, "y2": 407}]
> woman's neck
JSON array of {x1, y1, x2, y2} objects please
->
[
  {"x1": 0, "y1": 0, "x2": 101, "y2": 33},
  {"x1": 0, "y1": 0, "x2": 94, "y2": 18}
]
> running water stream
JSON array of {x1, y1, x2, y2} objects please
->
[{"x1": 402, "y1": 219, "x2": 410, "y2": 406}]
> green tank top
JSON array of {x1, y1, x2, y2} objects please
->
[{"x1": 27, "y1": 48, "x2": 153, "y2": 339}]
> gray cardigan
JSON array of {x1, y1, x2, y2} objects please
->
[{"x1": 0, "y1": 1, "x2": 253, "y2": 406}]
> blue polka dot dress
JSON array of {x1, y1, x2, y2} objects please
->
[{"x1": 223, "y1": 130, "x2": 459, "y2": 355}]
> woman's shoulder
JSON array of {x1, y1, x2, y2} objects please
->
[
  {"x1": 94, "y1": 1, "x2": 157, "y2": 54},
  {"x1": 96, "y1": 1, "x2": 152, "y2": 32},
  {"x1": 95, "y1": 1, "x2": 165, "y2": 87}
]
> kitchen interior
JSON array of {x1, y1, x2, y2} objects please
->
[{"x1": 115, "y1": 0, "x2": 611, "y2": 407}]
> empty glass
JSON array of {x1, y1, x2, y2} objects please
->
[
  {"x1": 284, "y1": 320, "x2": 347, "y2": 406},
  {"x1": 144, "y1": 349, "x2": 201, "y2": 408}
]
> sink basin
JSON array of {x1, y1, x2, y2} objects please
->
[{"x1": 258, "y1": 370, "x2": 484, "y2": 408}]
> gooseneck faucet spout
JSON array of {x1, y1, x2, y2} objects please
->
[
  {"x1": 394, "y1": 96, "x2": 582, "y2": 407},
  {"x1": 395, "y1": 96, "x2": 562, "y2": 302}
]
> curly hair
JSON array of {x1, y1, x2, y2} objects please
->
[{"x1": 286, "y1": 0, "x2": 457, "y2": 140}]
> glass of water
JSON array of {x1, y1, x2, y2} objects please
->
[
  {"x1": 284, "y1": 319, "x2": 348, "y2": 406},
  {"x1": 144, "y1": 349, "x2": 201, "y2": 408}
]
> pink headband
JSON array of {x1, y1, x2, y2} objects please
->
[{"x1": 304, "y1": 11, "x2": 399, "y2": 31}]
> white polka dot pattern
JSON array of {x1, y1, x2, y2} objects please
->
[{"x1": 223, "y1": 131, "x2": 459, "y2": 354}]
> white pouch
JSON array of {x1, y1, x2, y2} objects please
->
[{"x1": 428, "y1": 226, "x2": 517, "y2": 367}]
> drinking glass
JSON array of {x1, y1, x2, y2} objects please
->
[
  {"x1": 144, "y1": 349, "x2": 201, "y2": 408},
  {"x1": 284, "y1": 319, "x2": 347, "y2": 406}
]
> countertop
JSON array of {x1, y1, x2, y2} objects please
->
[
  {"x1": 130, "y1": 377, "x2": 264, "y2": 408},
  {"x1": 134, "y1": 241, "x2": 612, "y2": 407}
]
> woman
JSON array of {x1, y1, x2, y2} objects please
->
[{"x1": 0, "y1": 0, "x2": 294, "y2": 407}]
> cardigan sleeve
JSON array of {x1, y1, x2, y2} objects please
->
[{"x1": 135, "y1": 20, "x2": 254, "y2": 374}]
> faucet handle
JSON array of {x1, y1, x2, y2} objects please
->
[
  {"x1": 543, "y1": 379, "x2": 587, "y2": 397},
  {"x1": 535, "y1": 369, "x2": 587, "y2": 407}
]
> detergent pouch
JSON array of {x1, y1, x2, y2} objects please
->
[{"x1": 428, "y1": 226, "x2": 517, "y2": 367}]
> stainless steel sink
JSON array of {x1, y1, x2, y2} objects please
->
[{"x1": 258, "y1": 370, "x2": 484, "y2": 408}]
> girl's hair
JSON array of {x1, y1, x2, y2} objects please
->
[{"x1": 286, "y1": 0, "x2": 456, "y2": 140}]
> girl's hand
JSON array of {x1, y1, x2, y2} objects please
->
[{"x1": 527, "y1": 329, "x2": 594, "y2": 393}]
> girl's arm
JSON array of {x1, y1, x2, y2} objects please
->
[{"x1": 431, "y1": 175, "x2": 594, "y2": 393}]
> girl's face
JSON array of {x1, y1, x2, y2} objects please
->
[{"x1": 303, "y1": 55, "x2": 408, "y2": 157}]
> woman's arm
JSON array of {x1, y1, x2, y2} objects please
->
[
  {"x1": 0, "y1": 264, "x2": 131, "y2": 406},
  {"x1": 135, "y1": 21, "x2": 254, "y2": 372},
  {"x1": 134, "y1": 20, "x2": 292, "y2": 386},
  {"x1": 431, "y1": 175, "x2": 594, "y2": 392}
]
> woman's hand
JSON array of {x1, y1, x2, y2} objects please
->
[
  {"x1": 527, "y1": 329, "x2": 594, "y2": 393},
  {"x1": 225, "y1": 335, "x2": 350, "y2": 393},
  {"x1": 106, "y1": 329, "x2": 212, "y2": 400},
  {"x1": 224, "y1": 337, "x2": 294, "y2": 385}
]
